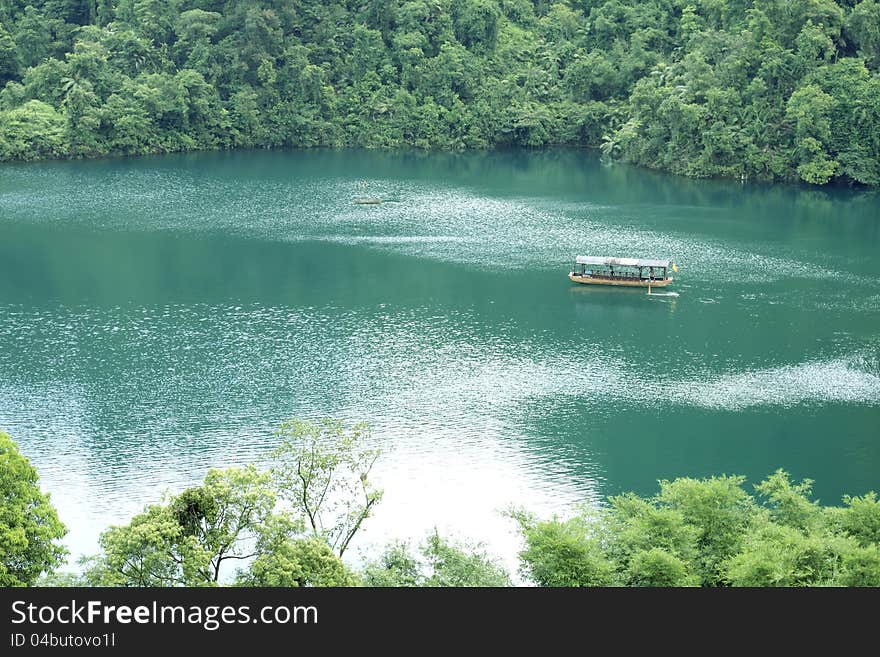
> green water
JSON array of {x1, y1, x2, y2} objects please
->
[{"x1": 1, "y1": 149, "x2": 879, "y2": 566}]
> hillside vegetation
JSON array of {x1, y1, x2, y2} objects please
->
[{"x1": 1, "y1": 0, "x2": 878, "y2": 184}]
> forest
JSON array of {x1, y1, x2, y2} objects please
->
[{"x1": 0, "y1": 0, "x2": 879, "y2": 185}]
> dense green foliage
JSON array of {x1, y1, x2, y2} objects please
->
[
  {"x1": 0, "y1": 431, "x2": 67, "y2": 586},
  {"x1": 1, "y1": 0, "x2": 878, "y2": 184},
  {"x1": 362, "y1": 533, "x2": 512, "y2": 586},
  {"x1": 80, "y1": 465, "x2": 303, "y2": 586},
  {"x1": 516, "y1": 470, "x2": 880, "y2": 586},
  {"x1": 237, "y1": 537, "x2": 359, "y2": 586},
  {"x1": 7, "y1": 423, "x2": 879, "y2": 587}
]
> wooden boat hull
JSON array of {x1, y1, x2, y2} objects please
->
[{"x1": 568, "y1": 273, "x2": 673, "y2": 287}]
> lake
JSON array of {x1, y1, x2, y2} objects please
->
[{"x1": 1, "y1": 148, "x2": 879, "y2": 572}]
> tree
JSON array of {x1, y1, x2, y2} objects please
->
[
  {"x1": 514, "y1": 511, "x2": 616, "y2": 586},
  {"x1": 753, "y1": 469, "x2": 822, "y2": 533},
  {"x1": 846, "y1": 0, "x2": 880, "y2": 69},
  {"x1": 238, "y1": 537, "x2": 359, "y2": 587},
  {"x1": 723, "y1": 523, "x2": 845, "y2": 586},
  {"x1": 14, "y1": 7, "x2": 52, "y2": 70},
  {"x1": 627, "y1": 548, "x2": 697, "y2": 587},
  {"x1": 655, "y1": 475, "x2": 759, "y2": 585},
  {"x1": 837, "y1": 545, "x2": 880, "y2": 586},
  {"x1": 61, "y1": 76, "x2": 102, "y2": 156},
  {"x1": 514, "y1": 471, "x2": 880, "y2": 587},
  {"x1": 835, "y1": 492, "x2": 880, "y2": 547},
  {"x1": 786, "y1": 84, "x2": 838, "y2": 184},
  {"x1": 101, "y1": 88, "x2": 155, "y2": 153},
  {"x1": 87, "y1": 465, "x2": 290, "y2": 586},
  {"x1": 361, "y1": 541, "x2": 423, "y2": 587},
  {"x1": 173, "y1": 9, "x2": 222, "y2": 69},
  {"x1": 453, "y1": 0, "x2": 502, "y2": 51},
  {"x1": 171, "y1": 466, "x2": 280, "y2": 582},
  {"x1": 0, "y1": 100, "x2": 66, "y2": 160},
  {"x1": 271, "y1": 419, "x2": 383, "y2": 557},
  {"x1": 0, "y1": 432, "x2": 68, "y2": 587},
  {"x1": 82, "y1": 418, "x2": 390, "y2": 588},
  {"x1": 603, "y1": 492, "x2": 700, "y2": 585},
  {"x1": 90, "y1": 503, "x2": 195, "y2": 586},
  {"x1": 0, "y1": 23, "x2": 19, "y2": 85},
  {"x1": 421, "y1": 532, "x2": 511, "y2": 586},
  {"x1": 361, "y1": 532, "x2": 511, "y2": 586}
]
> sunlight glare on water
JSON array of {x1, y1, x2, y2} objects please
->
[{"x1": 1, "y1": 148, "x2": 878, "y2": 568}]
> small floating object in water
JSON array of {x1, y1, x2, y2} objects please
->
[{"x1": 353, "y1": 197, "x2": 383, "y2": 205}]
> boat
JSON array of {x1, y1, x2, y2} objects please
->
[{"x1": 569, "y1": 256, "x2": 677, "y2": 288}]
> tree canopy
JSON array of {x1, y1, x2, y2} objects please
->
[
  {"x1": 8, "y1": 420, "x2": 879, "y2": 587},
  {"x1": 0, "y1": 431, "x2": 67, "y2": 586},
  {"x1": 82, "y1": 465, "x2": 295, "y2": 586},
  {"x1": 362, "y1": 532, "x2": 512, "y2": 587},
  {"x1": 515, "y1": 469, "x2": 880, "y2": 587},
  {"x1": 0, "y1": 0, "x2": 877, "y2": 184},
  {"x1": 77, "y1": 418, "x2": 382, "y2": 585}
]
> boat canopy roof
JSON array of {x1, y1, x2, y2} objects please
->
[{"x1": 575, "y1": 256, "x2": 670, "y2": 268}]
